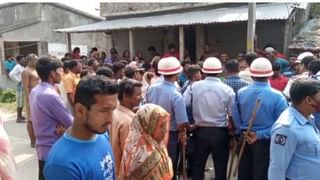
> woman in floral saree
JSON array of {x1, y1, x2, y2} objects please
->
[{"x1": 120, "y1": 104, "x2": 173, "y2": 180}]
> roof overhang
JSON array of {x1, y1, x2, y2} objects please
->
[
  {"x1": 55, "y1": 3, "x2": 306, "y2": 33},
  {"x1": 0, "y1": 18, "x2": 41, "y2": 34}
]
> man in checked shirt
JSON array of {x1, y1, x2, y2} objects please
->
[{"x1": 223, "y1": 59, "x2": 251, "y2": 93}]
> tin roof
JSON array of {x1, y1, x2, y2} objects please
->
[{"x1": 55, "y1": 3, "x2": 305, "y2": 33}]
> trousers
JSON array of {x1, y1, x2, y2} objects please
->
[
  {"x1": 238, "y1": 139, "x2": 270, "y2": 180},
  {"x1": 192, "y1": 127, "x2": 230, "y2": 180}
]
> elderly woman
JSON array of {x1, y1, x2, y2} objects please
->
[{"x1": 120, "y1": 104, "x2": 173, "y2": 180}]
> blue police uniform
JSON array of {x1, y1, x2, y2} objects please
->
[
  {"x1": 314, "y1": 112, "x2": 320, "y2": 129},
  {"x1": 146, "y1": 80, "x2": 188, "y2": 131},
  {"x1": 232, "y1": 81, "x2": 288, "y2": 180},
  {"x1": 184, "y1": 76, "x2": 235, "y2": 180},
  {"x1": 232, "y1": 82, "x2": 288, "y2": 139},
  {"x1": 269, "y1": 106, "x2": 320, "y2": 180},
  {"x1": 146, "y1": 80, "x2": 188, "y2": 178}
]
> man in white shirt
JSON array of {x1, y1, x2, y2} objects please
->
[
  {"x1": 184, "y1": 57, "x2": 235, "y2": 180},
  {"x1": 9, "y1": 55, "x2": 26, "y2": 123}
]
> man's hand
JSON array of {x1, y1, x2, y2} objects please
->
[
  {"x1": 178, "y1": 122, "x2": 189, "y2": 145},
  {"x1": 186, "y1": 124, "x2": 196, "y2": 131},
  {"x1": 243, "y1": 131, "x2": 258, "y2": 144},
  {"x1": 55, "y1": 124, "x2": 67, "y2": 136},
  {"x1": 227, "y1": 116, "x2": 236, "y2": 136},
  {"x1": 227, "y1": 123, "x2": 236, "y2": 136},
  {"x1": 178, "y1": 131, "x2": 187, "y2": 146}
]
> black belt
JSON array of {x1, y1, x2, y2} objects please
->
[{"x1": 196, "y1": 126, "x2": 227, "y2": 129}]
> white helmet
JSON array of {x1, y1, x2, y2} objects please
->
[
  {"x1": 264, "y1": 47, "x2": 276, "y2": 53},
  {"x1": 297, "y1": 52, "x2": 313, "y2": 63},
  {"x1": 202, "y1": 57, "x2": 223, "y2": 74},
  {"x1": 158, "y1": 57, "x2": 182, "y2": 75},
  {"x1": 250, "y1": 57, "x2": 273, "y2": 77}
]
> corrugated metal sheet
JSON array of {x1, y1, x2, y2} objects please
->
[{"x1": 55, "y1": 3, "x2": 301, "y2": 33}]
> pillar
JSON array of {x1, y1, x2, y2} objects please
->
[
  {"x1": 129, "y1": 30, "x2": 135, "y2": 60},
  {"x1": 179, "y1": 26, "x2": 184, "y2": 61}
]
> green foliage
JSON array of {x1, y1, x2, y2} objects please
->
[
  {"x1": 0, "y1": 88, "x2": 16, "y2": 103},
  {"x1": 310, "y1": 3, "x2": 320, "y2": 17}
]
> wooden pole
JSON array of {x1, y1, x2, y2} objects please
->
[
  {"x1": 179, "y1": 26, "x2": 184, "y2": 61},
  {"x1": 0, "y1": 38, "x2": 5, "y2": 75},
  {"x1": 246, "y1": 3, "x2": 256, "y2": 53},
  {"x1": 181, "y1": 143, "x2": 187, "y2": 180},
  {"x1": 233, "y1": 99, "x2": 261, "y2": 177},
  {"x1": 228, "y1": 138, "x2": 237, "y2": 180},
  {"x1": 129, "y1": 29, "x2": 134, "y2": 60}
]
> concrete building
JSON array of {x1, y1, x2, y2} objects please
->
[
  {"x1": 56, "y1": 3, "x2": 310, "y2": 63},
  {"x1": 0, "y1": 3, "x2": 108, "y2": 88}
]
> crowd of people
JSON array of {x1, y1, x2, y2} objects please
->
[{"x1": 2, "y1": 43, "x2": 320, "y2": 180}]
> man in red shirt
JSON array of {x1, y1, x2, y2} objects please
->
[
  {"x1": 269, "y1": 62, "x2": 288, "y2": 91},
  {"x1": 162, "y1": 44, "x2": 179, "y2": 59}
]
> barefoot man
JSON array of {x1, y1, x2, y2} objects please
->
[{"x1": 22, "y1": 54, "x2": 40, "y2": 148}]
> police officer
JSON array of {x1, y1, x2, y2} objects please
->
[
  {"x1": 232, "y1": 57, "x2": 288, "y2": 180},
  {"x1": 146, "y1": 57, "x2": 189, "y2": 180},
  {"x1": 184, "y1": 57, "x2": 235, "y2": 180},
  {"x1": 269, "y1": 79, "x2": 320, "y2": 180}
]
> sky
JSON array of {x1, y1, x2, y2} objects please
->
[
  {"x1": 60, "y1": 0, "x2": 101, "y2": 16},
  {"x1": 0, "y1": 0, "x2": 101, "y2": 17}
]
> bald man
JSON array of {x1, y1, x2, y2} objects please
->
[{"x1": 22, "y1": 54, "x2": 40, "y2": 147}]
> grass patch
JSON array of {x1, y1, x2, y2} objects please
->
[
  {"x1": 0, "y1": 88, "x2": 16, "y2": 103},
  {"x1": 0, "y1": 102, "x2": 16, "y2": 113},
  {"x1": 0, "y1": 88, "x2": 16, "y2": 114}
]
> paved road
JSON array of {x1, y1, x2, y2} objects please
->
[
  {"x1": 1, "y1": 110, "x2": 237, "y2": 180},
  {"x1": 2, "y1": 111, "x2": 38, "y2": 180}
]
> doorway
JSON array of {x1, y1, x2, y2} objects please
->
[
  {"x1": 184, "y1": 26, "x2": 196, "y2": 63},
  {"x1": 4, "y1": 41, "x2": 38, "y2": 58}
]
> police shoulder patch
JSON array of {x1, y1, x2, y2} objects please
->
[{"x1": 275, "y1": 134, "x2": 287, "y2": 146}]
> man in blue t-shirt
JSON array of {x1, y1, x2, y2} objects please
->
[
  {"x1": 4, "y1": 56, "x2": 16, "y2": 76},
  {"x1": 44, "y1": 75, "x2": 119, "y2": 180},
  {"x1": 266, "y1": 47, "x2": 289, "y2": 74}
]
